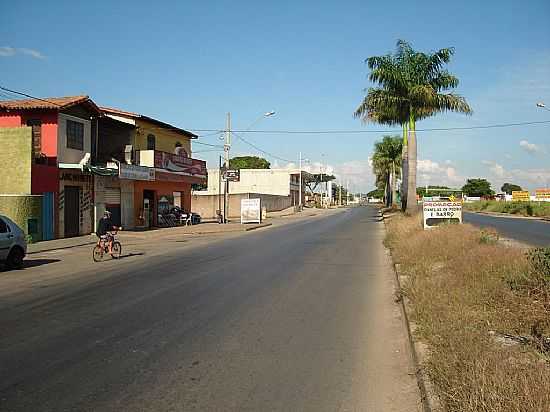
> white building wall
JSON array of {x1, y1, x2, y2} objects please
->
[
  {"x1": 57, "y1": 113, "x2": 92, "y2": 164},
  {"x1": 203, "y1": 169, "x2": 293, "y2": 196}
]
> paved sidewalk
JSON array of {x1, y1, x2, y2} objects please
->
[{"x1": 26, "y1": 221, "x2": 272, "y2": 254}]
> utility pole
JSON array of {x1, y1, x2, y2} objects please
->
[
  {"x1": 218, "y1": 155, "x2": 222, "y2": 222},
  {"x1": 298, "y1": 152, "x2": 302, "y2": 211},
  {"x1": 223, "y1": 112, "x2": 231, "y2": 223},
  {"x1": 338, "y1": 183, "x2": 342, "y2": 206}
]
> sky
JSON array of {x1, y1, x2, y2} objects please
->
[{"x1": 1, "y1": 0, "x2": 549, "y2": 193}]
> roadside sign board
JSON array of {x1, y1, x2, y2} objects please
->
[
  {"x1": 512, "y1": 191, "x2": 530, "y2": 202},
  {"x1": 119, "y1": 163, "x2": 155, "y2": 181},
  {"x1": 535, "y1": 188, "x2": 550, "y2": 200},
  {"x1": 423, "y1": 200, "x2": 462, "y2": 229},
  {"x1": 241, "y1": 198, "x2": 261, "y2": 224},
  {"x1": 223, "y1": 169, "x2": 240, "y2": 182}
]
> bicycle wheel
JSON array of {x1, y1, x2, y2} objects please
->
[
  {"x1": 93, "y1": 245, "x2": 104, "y2": 262},
  {"x1": 111, "y1": 242, "x2": 122, "y2": 259}
]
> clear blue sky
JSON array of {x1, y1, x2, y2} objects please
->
[{"x1": 2, "y1": 0, "x2": 549, "y2": 192}]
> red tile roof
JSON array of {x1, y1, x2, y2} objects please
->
[
  {"x1": 101, "y1": 106, "x2": 198, "y2": 138},
  {"x1": 0, "y1": 95, "x2": 99, "y2": 111}
]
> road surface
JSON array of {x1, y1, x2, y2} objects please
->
[
  {"x1": 0, "y1": 207, "x2": 420, "y2": 411},
  {"x1": 464, "y1": 212, "x2": 550, "y2": 246}
]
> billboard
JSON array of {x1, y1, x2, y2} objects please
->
[
  {"x1": 535, "y1": 189, "x2": 550, "y2": 200},
  {"x1": 241, "y1": 198, "x2": 261, "y2": 224},
  {"x1": 423, "y1": 200, "x2": 463, "y2": 229},
  {"x1": 154, "y1": 151, "x2": 207, "y2": 177},
  {"x1": 512, "y1": 191, "x2": 530, "y2": 202}
]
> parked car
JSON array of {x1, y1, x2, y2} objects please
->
[{"x1": 0, "y1": 215, "x2": 27, "y2": 269}]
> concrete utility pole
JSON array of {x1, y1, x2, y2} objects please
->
[
  {"x1": 339, "y1": 184, "x2": 342, "y2": 206},
  {"x1": 299, "y1": 152, "x2": 302, "y2": 210},
  {"x1": 223, "y1": 112, "x2": 231, "y2": 223}
]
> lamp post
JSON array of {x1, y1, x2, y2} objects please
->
[
  {"x1": 298, "y1": 152, "x2": 309, "y2": 210},
  {"x1": 536, "y1": 102, "x2": 550, "y2": 112},
  {"x1": 223, "y1": 111, "x2": 275, "y2": 222}
]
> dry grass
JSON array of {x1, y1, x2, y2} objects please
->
[{"x1": 386, "y1": 214, "x2": 550, "y2": 412}]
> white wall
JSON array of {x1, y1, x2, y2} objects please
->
[
  {"x1": 202, "y1": 169, "x2": 295, "y2": 196},
  {"x1": 57, "y1": 113, "x2": 91, "y2": 164}
]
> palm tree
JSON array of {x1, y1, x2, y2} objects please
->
[
  {"x1": 372, "y1": 135, "x2": 402, "y2": 207},
  {"x1": 355, "y1": 40, "x2": 472, "y2": 212}
]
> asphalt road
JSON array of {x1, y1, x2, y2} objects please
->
[
  {"x1": 0, "y1": 207, "x2": 420, "y2": 411},
  {"x1": 464, "y1": 212, "x2": 550, "y2": 247}
]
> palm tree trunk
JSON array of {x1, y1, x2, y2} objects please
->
[
  {"x1": 405, "y1": 115, "x2": 418, "y2": 213},
  {"x1": 391, "y1": 162, "x2": 397, "y2": 207},
  {"x1": 401, "y1": 123, "x2": 408, "y2": 211}
]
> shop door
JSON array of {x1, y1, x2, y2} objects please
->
[
  {"x1": 143, "y1": 190, "x2": 155, "y2": 228},
  {"x1": 105, "y1": 188, "x2": 121, "y2": 226},
  {"x1": 64, "y1": 186, "x2": 80, "y2": 237}
]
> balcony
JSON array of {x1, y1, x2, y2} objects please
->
[{"x1": 136, "y1": 150, "x2": 207, "y2": 179}]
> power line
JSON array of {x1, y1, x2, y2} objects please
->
[
  {"x1": 0, "y1": 85, "x2": 64, "y2": 107},
  {"x1": 189, "y1": 120, "x2": 550, "y2": 134},
  {"x1": 193, "y1": 141, "x2": 224, "y2": 148},
  {"x1": 232, "y1": 131, "x2": 293, "y2": 163}
]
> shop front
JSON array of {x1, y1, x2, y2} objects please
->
[{"x1": 58, "y1": 169, "x2": 93, "y2": 238}]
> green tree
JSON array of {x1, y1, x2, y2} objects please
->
[
  {"x1": 372, "y1": 135, "x2": 402, "y2": 207},
  {"x1": 367, "y1": 188, "x2": 385, "y2": 199},
  {"x1": 229, "y1": 156, "x2": 270, "y2": 169},
  {"x1": 462, "y1": 179, "x2": 494, "y2": 197},
  {"x1": 501, "y1": 182, "x2": 522, "y2": 195},
  {"x1": 416, "y1": 185, "x2": 451, "y2": 198},
  {"x1": 355, "y1": 40, "x2": 472, "y2": 213}
]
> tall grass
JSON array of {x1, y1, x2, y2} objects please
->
[
  {"x1": 464, "y1": 200, "x2": 550, "y2": 217},
  {"x1": 386, "y1": 214, "x2": 550, "y2": 411}
]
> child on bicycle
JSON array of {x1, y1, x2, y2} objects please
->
[{"x1": 96, "y1": 210, "x2": 120, "y2": 255}]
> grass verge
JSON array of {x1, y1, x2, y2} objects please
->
[
  {"x1": 385, "y1": 213, "x2": 550, "y2": 411},
  {"x1": 464, "y1": 200, "x2": 550, "y2": 218}
]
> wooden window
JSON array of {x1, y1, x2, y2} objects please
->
[
  {"x1": 26, "y1": 119, "x2": 42, "y2": 158},
  {"x1": 147, "y1": 134, "x2": 156, "y2": 150},
  {"x1": 66, "y1": 119, "x2": 84, "y2": 150}
]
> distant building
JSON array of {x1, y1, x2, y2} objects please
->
[{"x1": 192, "y1": 168, "x2": 313, "y2": 219}]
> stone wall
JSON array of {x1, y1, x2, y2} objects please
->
[
  {"x1": 0, "y1": 195, "x2": 42, "y2": 242},
  {"x1": 0, "y1": 127, "x2": 32, "y2": 194}
]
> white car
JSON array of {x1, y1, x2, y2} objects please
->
[{"x1": 0, "y1": 215, "x2": 27, "y2": 269}]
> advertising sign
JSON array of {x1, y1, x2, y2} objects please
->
[
  {"x1": 423, "y1": 200, "x2": 463, "y2": 229},
  {"x1": 155, "y1": 170, "x2": 187, "y2": 183},
  {"x1": 223, "y1": 169, "x2": 240, "y2": 182},
  {"x1": 241, "y1": 198, "x2": 261, "y2": 224},
  {"x1": 512, "y1": 191, "x2": 530, "y2": 202},
  {"x1": 154, "y1": 151, "x2": 207, "y2": 177},
  {"x1": 119, "y1": 163, "x2": 155, "y2": 181},
  {"x1": 535, "y1": 188, "x2": 550, "y2": 200}
]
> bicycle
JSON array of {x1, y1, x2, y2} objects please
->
[{"x1": 93, "y1": 230, "x2": 122, "y2": 262}]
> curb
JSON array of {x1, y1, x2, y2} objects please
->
[
  {"x1": 27, "y1": 240, "x2": 97, "y2": 255},
  {"x1": 468, "y1": 210, "x2": 550, "y2": 222},
  {"x1": 380, "y1": 210, "x2": 436, "y2": 412}
]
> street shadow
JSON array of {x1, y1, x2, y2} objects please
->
[
  {"x1": 1, "y1": 259, "x2": 61, "y2": 272},
  {"x1": 117, "y1": 252, "x2": 145, "y2": 260}
]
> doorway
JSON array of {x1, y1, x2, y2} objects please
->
[
  {"x1": 143, "y1": 189, "x2": 155, "y2": 228},
  {"x1": 64, "y1": 186, "x2": 80, "y2": 237}
]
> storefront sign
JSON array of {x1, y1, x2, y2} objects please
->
[
  {"x1": 223, "y1": 169, "x2": 240, "y2": 182},
  {"x1": 535, "y1": 188, "x2": 550, "y2": 200},
  {"x1": 119, "y1": 163, "x2": 155, "y2": 181},
  {"x1": 512, "y1": 191, "x2": 530, "y2": 202},
  {"x1": 423, "y1": 200, "x2": 462, "y2": 229},
  {"x1": 154, "y1": 151, "x2": 207, "y2": 177},
  {"x1": 155, "y1": 170, "x2": 187, "y2": 183},
  {"x1": 60, "y1": 171, "x2": 92, "y2": 183},
  {"x1": 241, "y1": 198, "x2": 261, "y2": 224}
]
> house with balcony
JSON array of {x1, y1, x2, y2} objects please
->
[
  {"x1": 0, "y1": 96, "x2": 101, "y2": 239},
  {"x1": 99, "y1": 107, "x2": 207, "y2": 229}
]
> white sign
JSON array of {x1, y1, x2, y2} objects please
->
[
  {"x1": 119, "y1": 163, "x2": 155, "y2": 181},
  {"x1": 241, "y1": 198, "x2": 261, "y2": 224},
  {"x1": 423, "y1": 200, "x2": 463, "y2": 229}
]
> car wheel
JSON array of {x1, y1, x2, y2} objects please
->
[{"x1": 6, "y1": 247, "x2": 24, "y2": 269}]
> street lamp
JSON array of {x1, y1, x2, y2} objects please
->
[{"x1": 536, "y1": 102, "x2": 549, "y2": 111}]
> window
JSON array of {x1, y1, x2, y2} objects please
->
[
  {"x1": 147, "y1": 134, "x2": 156, "y2": 150},
  {"x1": 0, "y1": 218, "x2": 9, "y2": 233},
  {"x1": 67, "y1": 119, "x2": 84, "y2": 150}
]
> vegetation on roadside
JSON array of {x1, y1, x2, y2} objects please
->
[
  {"x1": 465, "y1": 200, "x2": 550, "y2": 217},
  {"x1": 461, "y1": 178, "x2": 494, "y2": 197},
  {"x1": 385, "y1": 214, "x2": 550, "y2": 411},
  {"x1": 372, "y1": 135, "x2": 402, "y2": 207}
]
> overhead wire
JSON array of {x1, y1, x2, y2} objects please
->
[{"x1": 232, "y1": 131, "x2": 294, "y2": 163}]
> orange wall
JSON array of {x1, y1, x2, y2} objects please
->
[{"x1": 133, "y1": 180, "x2": 192, "y2": 226}]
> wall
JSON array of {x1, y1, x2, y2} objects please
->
[
  {"x1": 0, "y1": 127, "x2": 32, "y2": 194},
  {"x1": 204, "y1": 169, "x2": 293, "y2": 196},
  {"x1": 57, "y1": 113, "x2": 92, "y2": 164},
  {"x1": 58, "y1": 170, "x2": 93, "y2": 237},
  {"x1": 0, "y1": 194, "x2": 42, "y2": 242},
  {"x1": 31, "y1": 164, "x2": 58, "y2": 194},
  {"x1": 135, "y1": 119, "x2": 192, "y2": 155},
  {"x1": 1, "y1": 110, "x2": 59, "y2": 158},
  {"x1": 133, "y1": 180, "x2": 192, "y2": 227},
  {"x1": 191, "y1": 193, "x2": 292, "y2": 219}
]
